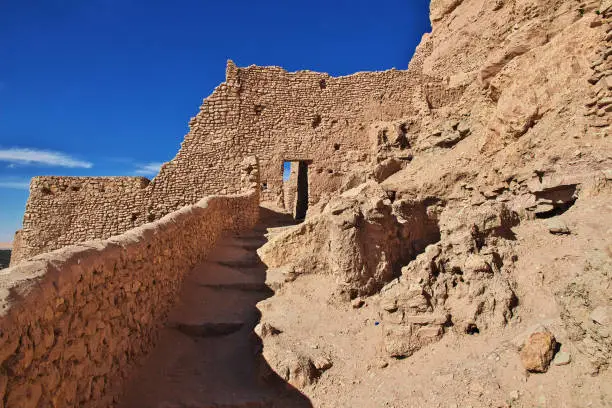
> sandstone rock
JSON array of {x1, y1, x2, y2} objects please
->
[
  {"x1": 552, "y1": 351, "x2": 571, "y2": 366},
  {"x1": 278, "y1": 353, "x2": 318, "y2": 388},
  {"x1": 590, "y1": 306, "x2": 612, "y2": 325},
  {"x1": 254, "y1": 322, "x2": 282, "y2": 338},
  {"x1": 372, "y1": 158, "x2": 403, "y2": 183},
  {"x1": 381, "y1": 298, "x2": 398, "y2": 312},
  {"x1": 384, "y1": 324, "x2": 415, "y2": 358},
  {"x1": 351, "y1": 297, "x2": 365, "y2": 308},
  {"x1": 384, "y1": 320, "x2": 444, "y2": 358},
  {"x1": 430, "y1": 0, "x2": 463, "y2": 22},
  {"x1": 493, "y1": 87, "x2": 540, "y2": 138},
  {"x1": 463, "y1": 254, "x2": 493, "y2": 276},
  {"x1": 434, "y1": 130, "x2": 466, "y2": 148},
  {"x1": 456, "y1": 121, "x2": 471, "y2": 137},
  {"x1": 259, "y1": 181, "x2": 441, "y2": 296},
  {"x1": 312, "y1": 355, "x2": 333, "y2": 371},
  {"x1": 546, "y1": 219, "x2": 571, "y2": 235},
  {"x1": 479, "y1": 21, "x2": 548, "y2": 86},
  {"x1": 520, "y1": 330, "x2": 557, "y2": 373}
]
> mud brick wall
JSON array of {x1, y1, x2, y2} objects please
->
[
  {"x1": 0, "y1": 188, "x2": 259, "y2": 407},
  {"x1": 147, "y1": 61, "x2": 422, "y2": 214},
  {"x1": 12, "y1": 157, "x2": 260, "y2": 264},
  {"x1": 11, "y1": 177, "x2": 150, "y2": 265},
  {"x1": 14, "y1": 35, "x2": 466, "y2": 262}
]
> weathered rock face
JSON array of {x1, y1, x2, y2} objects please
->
[
  {"x1": 252, "y1": 1, "x2": 612, "y2": 406},
  {"x1": 378, "y1": 202, "x2": 519, "y2": 357},
  {"x1": 258, "y1": 181, "x2": 441, "y2": 297}
]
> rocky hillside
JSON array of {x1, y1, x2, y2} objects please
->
[{"x1": 254, "y1": 1, "x2": 612, "y2": 406}]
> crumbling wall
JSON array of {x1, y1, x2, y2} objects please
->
[
  {"x1": 0, "y1": 187, "x2": 259, "y2": 407},
  {"x1": 12, "y1": 157, "x2": 260, "y2": 264},
  {"x1": 9, "y1": 231, "x2": 21, "y2": 267},
  {"x1": 15, "y1": 40, "x2": 455, "y2": 262},
  {"x1": 11, "y1": 177, "x2": 151, "y2": 265},
  {"x1": 146, "y1": 62, "x2": 423, "y2": 216}
]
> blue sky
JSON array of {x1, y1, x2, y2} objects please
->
[{"x1": 0, "y1": 0, "x2": 431, "y2": 242}]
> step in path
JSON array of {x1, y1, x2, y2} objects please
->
[{"x1": 118, "y1": 207, "x2": 312, "y2": 408}]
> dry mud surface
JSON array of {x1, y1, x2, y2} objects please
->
[{"x1": 256, "y1": 197, "x2": 612, "y2": 408}]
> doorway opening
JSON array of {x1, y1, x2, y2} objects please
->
[{"x1": 282, "y1": 160, "x2": 309, "y2": 220}]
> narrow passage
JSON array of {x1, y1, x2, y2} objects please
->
[{"x1": 118, "y1": 207, "x2": 311, "y2": 408}]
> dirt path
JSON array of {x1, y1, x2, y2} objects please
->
[{"x1": 118, "y1": 207, "x2": 312, "y2": 408}]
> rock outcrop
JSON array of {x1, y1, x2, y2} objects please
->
[
  {"x1": 253, "y1": 1, "x2": 612, "y2": 406},
  {"x1": 259, "y1": 181, "x2": 441, "y2": 298}
]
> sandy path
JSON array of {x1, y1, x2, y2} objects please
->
[{"x1": 118, "y1": 208, "x2": 312, "y2": 408}]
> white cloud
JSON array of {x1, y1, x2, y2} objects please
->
[
  {"x1": 134, "y1": 162, "x2": 163, "y2": 176},
  {"x1": 0, "y1": 148, "x2": 92, "y2": 168},
  {"x1": 0, "y1": 181, "x2": 30, "y2": 190}
]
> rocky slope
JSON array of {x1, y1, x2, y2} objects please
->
[{"x1": 254, "y1": 1, "x2": 612, "y2": 406}]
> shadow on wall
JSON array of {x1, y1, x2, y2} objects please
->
[{"x1": 118, "y1": 207, "x2": 312, "y2": 407}]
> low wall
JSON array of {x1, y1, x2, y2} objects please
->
[
  {"x1": 0, "y1": 189, "x2": 259, "y2": 407},
  {"x1": 12, "y1": 157, "x2": 261, "y2": 265},
  {"x1": 11, "y1": 176, "x2": 151, "y2": 265}
]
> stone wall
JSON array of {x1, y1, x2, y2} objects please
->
[
  {"x1": 11, "y1": 177, "x2": 151, "y2": 265},
  {"x1": 12, "y1": 157, "x2": 260, "y2": 264},
  {"x1": 14, "y1": 32, "x2": 461, "y2": 262},
  {"x1": 0, "y1": 188, "x2": 259, "y2": 407},
  {"x1": 145, "y1": 61, "x2": 431, "y2": 214}
]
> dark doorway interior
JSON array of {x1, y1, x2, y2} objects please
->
[
  {"x1": 282, "y1": 160, "x2": 309, "y2": 221},
  {"x1": 295, "y1": 161, "x2": 309, "y2": 220}
]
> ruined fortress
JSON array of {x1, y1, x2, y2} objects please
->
[
  {"x1": 11, "y1": 38, "x2": 462, "y2": 264},
  {"x1": 2, "y1": 0, "x2": 612, "y2": 406}
]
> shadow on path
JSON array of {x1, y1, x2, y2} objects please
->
[{"x1": 118, "y1": 207, "x2": 311, "y2": 408}]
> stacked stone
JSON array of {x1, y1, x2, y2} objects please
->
[
  {"x1": 15, "y1": 49, "x2": 463, "y2": 263},
  {"x1": 584, "y1": 5, "x2": 612, "y2": 135},
  {"x1": 12, "y1": 176, "x2": 151, "y2": 264},
  {"x1": 0, "y1": 188, "x2": 259, "y2": 407}
]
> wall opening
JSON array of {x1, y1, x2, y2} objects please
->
[{"x1": 282, "y1": 160, "x2": 310, "y2": 221}]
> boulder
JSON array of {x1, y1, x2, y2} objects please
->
[
  {"x1": 546, "y1": 219, "x2": 570, "y2": 235},
  {"x1": 520, "y1": 330, "x2": 556, "y2": 373}
]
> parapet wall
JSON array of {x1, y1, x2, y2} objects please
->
[{"x1": 0, "y1": 188, "x2": 259, "y2": 407}]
